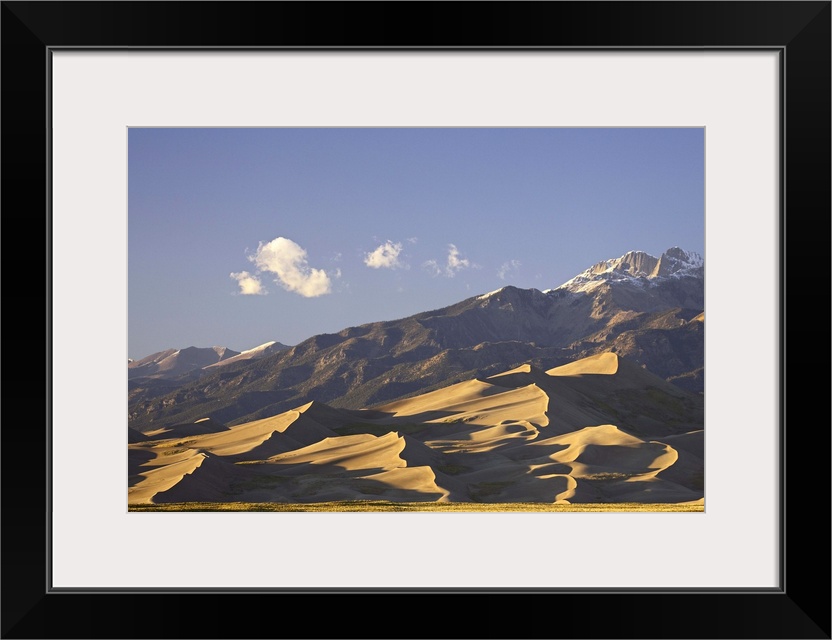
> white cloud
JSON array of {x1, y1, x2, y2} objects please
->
[
  {"x1": 407, "y1": 237, "x2": 419, "y2": 244},
  {"x1": 423, "y1": 244, "x2": 476, "y2": 277},
  {"x1": 446, "y1": 244, "x2": 470, "y2": 274},
  {"x1": 250, "y1": 237, "x2": 332, "y2": 298},
  {"x1": 364, "y1": 240, "x2": 404, "y2": 269},
  {"x1": 497, "y1": 259, "x2": 521, "y2": 281},
  {"x1": 230, "y1": 271, "x2": 265, "y2": 295}
]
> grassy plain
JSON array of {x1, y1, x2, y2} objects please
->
[{"x1": 129, "y1": 501, "x2": 704, "y2": 513}]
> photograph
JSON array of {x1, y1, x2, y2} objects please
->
[
  {"x1": 3, "y1": 0, "x2": 828, "y2": 637},
  {"x1": 127, "y1": 127, "x2": 706, "y2": 513}
]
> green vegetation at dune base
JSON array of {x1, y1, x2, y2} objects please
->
[{"x1": 129, "y1": 501, "x2": 704, "y2": 513}]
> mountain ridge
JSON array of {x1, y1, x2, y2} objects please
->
[{"x1": 129, "y1": 341, "x2": 292, "y2": 381}]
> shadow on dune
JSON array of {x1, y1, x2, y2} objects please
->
[
  {"x1": 220, "y1": 461, "x2": 448, "y2": 504},
  {"x1": 127, "y1": 448, "x2": 156, "y2": 487}
]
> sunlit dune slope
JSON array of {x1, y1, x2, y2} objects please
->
[{"x1": 547, "y1": 351, "x2": 620, "y2": 376}]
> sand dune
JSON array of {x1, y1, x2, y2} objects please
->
[
  {"x1": 142, "y1": 417, "x2": 229, "y2": 440},
  {"x1": 128, "y1": 351, "x2": 704, "y2": 507},
  {"x1": 128, "y1": 449, "x2": 208, "y2": 503},
  {"x1": 373, "y1": 378, "x2": 511, "y2": 417},
  {"x1": 268, "y1": 431, "x2": 407, "y2": 470},
  {"x1": 547, "y1": 351, "x2": 620, "y2": 376},
  {"x1": 377, "y1": 379, "x2": 549, "y2": 431}
]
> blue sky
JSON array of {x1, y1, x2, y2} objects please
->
[{"x1": 128, "y1": 127, "x2": 704, "y2": 359}]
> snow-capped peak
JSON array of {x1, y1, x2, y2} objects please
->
[
  {"x1": 550, "y1": 247, "x2": 703, "y2": 295},
  {"x1": 477, "y1": 287, "x2": 506, "y2": 301},
  {"x1": 657, "y1": 247, "x2": 703, "y2": 273},
  {"x1": 238, "y1": 341, "x2": 278, "y2": 355}
]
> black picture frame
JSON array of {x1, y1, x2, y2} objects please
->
[{"x1": 2, "y1": 2, "x2": 829, "y2": 638}]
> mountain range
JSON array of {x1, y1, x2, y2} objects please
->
[
  {"x1": 128, "y1": 247, "x2": 704, "y2": 433},
  {"x1": 128, "y1": 341, "x2": 291, "y2": 380}
]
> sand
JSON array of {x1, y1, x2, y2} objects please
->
[{"x1": 128, "y1": 351, "x2": 704, "y2": 508}]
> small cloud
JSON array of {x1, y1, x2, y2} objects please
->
[
  {"x1": 422, "y1": 259, "x2": 441, "y2": 276},
  {"x1": 446, "y1": 244, "x2": 470, "y2": 275},
  {"x1": 407, "y1": 237, "x2": 418, "y2": 244},
  {"x1": 249, "y1": 237, "x2": 332, "y2": 298},
  {"x1": 230, "y1": 271, "x2": 266, "y2": 295},
  {"x1": 364, "y1": 240, "x2": 405, "y2": 270},
  {"x1": 425, "y1": 243, "x2": 476, "y2": 278},
  {"x1": 497, "y1": 259, "x2": 521, "y2": 281},
  {"x1": 332, "y1": 252, "x2": 343, "y2": 262}
]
